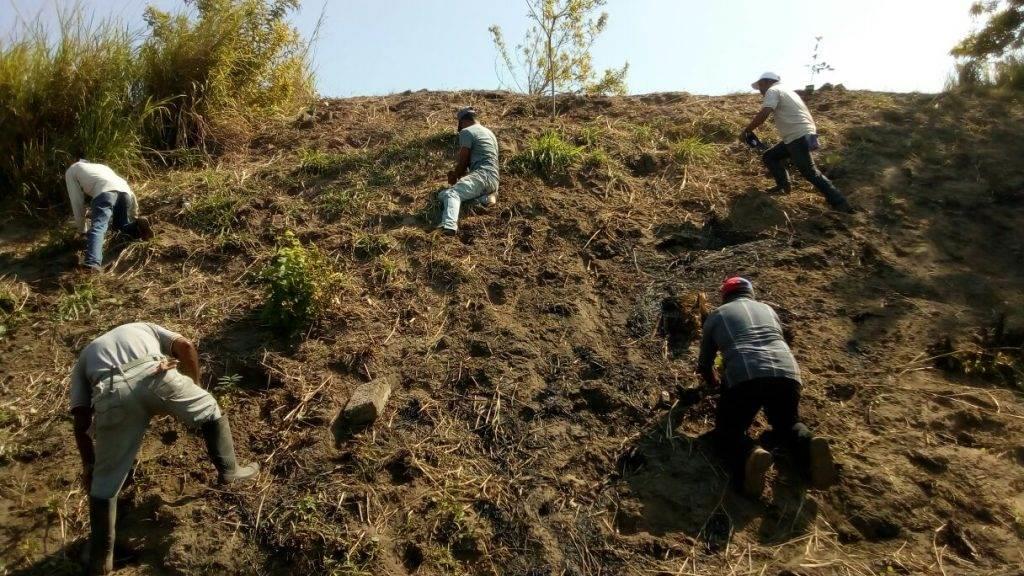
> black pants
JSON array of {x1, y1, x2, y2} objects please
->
[
  {"x1": 762, "y1": 137, "x2": 847, "y2": 207},
  {"x1": 713, "y1": 377, "x2": 813, "y2": 482}
]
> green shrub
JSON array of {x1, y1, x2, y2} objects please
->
[
  {"x1": 259, "y1": 231, "x2": 342, "y2": 333},
  {"x1": 140, "y1": 0, "x2": 315, "y2": 151},
  {"x1": 670, "y1": 137, "x2": 717, "y2": 166},
  {"x1": 0, "y1": 10, "x2": 156, "y2": 210},
  {"x1": 510, "y1": 130, "x2": 584, "y2": 177}
]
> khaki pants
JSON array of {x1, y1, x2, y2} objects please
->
[{"x1": 90, "y1": 355, "x2": 221, "y2": 499}]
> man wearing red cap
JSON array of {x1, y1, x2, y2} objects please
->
[{"x1": 697, "y1": 276, "x2": 837, "y2": 497}]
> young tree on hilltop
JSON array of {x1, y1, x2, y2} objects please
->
[
  {"x1": 489, "y1": 0, "x2": 629, "y2": 116},
  {"x1": 952, "y1": 0, "x2": 1024, "y2": 89}
]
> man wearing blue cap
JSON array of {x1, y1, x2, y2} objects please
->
[
  {"x1": 436, "y1": 107, "x2": 499, "y2": 236},
  {"x1": 697, "y1": 277, "x2": 838, "y2": 498},
  {"x1": 742, "y1": 72, "x2": 852, "y2": 213}
]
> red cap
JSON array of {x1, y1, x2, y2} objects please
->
[{"x1": 720, "y1": 277, "x2": 753, "y2": 298}]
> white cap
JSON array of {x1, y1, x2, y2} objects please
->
[{"x1": 751, "y1": 72, "x2": 781, "y2": 89}]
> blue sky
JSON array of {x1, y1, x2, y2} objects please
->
[{"x1": 3, "y1": 0, "x2": 979, "y2": 96}]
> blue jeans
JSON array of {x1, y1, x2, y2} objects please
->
[
  {"x1": 85, "y1": 191, "x2": 138, "y2": 268},
  {"x1": 437, "y1": 171, "x2": 498, "y2": 232},
  {"x1": 762, "y1": 136, "x2": 847, "y2": 207}
]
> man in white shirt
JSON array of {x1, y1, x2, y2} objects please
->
[
  {"x1": 70, "y1": 322, "x2": 259, "y2": 574},
  {"x1": 741, "y1": 72, "x2": 852, "y2": 213},
  {"x1": 65, "y1": 153, "x2": 153, "y2": 272}
]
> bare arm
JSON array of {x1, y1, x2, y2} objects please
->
[
  {"x1": 71, "y1": 406, "x2": 95, "y2": 491},
  {"x1": 65, "y1": 169, "x2": 87, "y2": 234},
  {"x1": 743, "y1": 108, "x2": 773, "y2": 135},
  {"x1": 448, "y1": 147, "x2": 471, "y2": 185},
  {"x1": 171, "y1": 337, "x2": 201, "y2": 384},
  {"x1": 696, "y1": 318, "x2": 720, "y2": 388}
]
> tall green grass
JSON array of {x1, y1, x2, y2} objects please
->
[{"x1": 0, "y1": 0, "x2": 315, "y2": 213}]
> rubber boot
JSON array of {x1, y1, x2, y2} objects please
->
[
  {"x1": 742, "y1": 448, "x2": 773, "y2": 498},
  {"x1": 88, "y1": 497, "x2": 115, "y2": 575},
  {"x1": 808, "y1": 437, "x2": 838, "y2": 489},
  {"x1": 200, "y1": 416, "x2": 260, "y2": 484}
]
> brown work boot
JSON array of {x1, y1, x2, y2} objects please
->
[
  {"x1": 742, "y1": 448, "x2": 773, "y2": 498},
  {"x1": 809, "y1": 437, "x2": 838, "y2": 489},
  {"x1": 135, "y1": 217, "x2": 154, "y2": 240}
]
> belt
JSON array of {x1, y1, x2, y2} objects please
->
[{"x1": 91, "y1": 354, "x2": 166, "y2": 387}]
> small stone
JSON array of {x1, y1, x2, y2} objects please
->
[
  {"x1": 659, "y1": 390, "x2": 672, "y2": 406},
  {"x1": 332, "y1": 376, "x2": 395, "y2": 444},
  {"x1": 343, "y1": 376, "x2": 394, "y2": 426}
]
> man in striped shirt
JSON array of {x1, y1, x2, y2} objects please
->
[{"x1": 697, "y1": 277, "x2": 837, "y2": 497}]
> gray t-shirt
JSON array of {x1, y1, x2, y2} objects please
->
[
  {"x1": 697, "y1": 297, "x2": 801, "y2": 387},
  {"x1": 69, "y1": 322, "x2": 183, "y2": 409},
  {"x1": 458, "y1": 123, "x2": 499, "y2": 177}
]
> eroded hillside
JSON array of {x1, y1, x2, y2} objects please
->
[{"x1": 1, "y1": 88, "x2": 1023, "y2": 575}]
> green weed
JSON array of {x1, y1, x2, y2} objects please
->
[
  {"x1": 353, "y1": 233, "x2": 396, "y2": 260},
  {"x1": 317, "y1": 186, "x2": 366, "y2": 221},
  {"x1": 576, "y1": 124, "x2": 606, "y2": 148},
  {"x1": 581, "y1": 149, "x2": 611, "y2": 170},
  {"x1": 510, "y1": 130, "x2": 584, "y2": 178},
  {"x1": 259, "y1": 231, "x2": 344, "y2": 333},
  {"x1": 184, "y1": 190, "x2": 245, "y2": 236},
  {"x1": 56, "y1": 283, "x2": 98, "y2": 321},
  {"x1": 693, "y1": 113, "x2": 742, "y2": 143},
  {"x1": 371, "y1": 256, "x2": 402, "y2": 287},
  {"x1": 631, "y1": 123, "x2": 663, "y2": 148},
  {"x1": 299, "y1": 149, "x2": 365, "y2": 177},
  {"x1": 670, "y1": 137, "x2": 717, "y2": 166}
]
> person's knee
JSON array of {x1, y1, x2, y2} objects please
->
[{"x1": 438, "y1": 188, "x2": 457, "y2": 202}]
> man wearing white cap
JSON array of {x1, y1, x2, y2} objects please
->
[
  {"x1": 436, "y1": 107, "x2": 499, "y2": 236},
  {"x1": 742, "y1": 73, "x2": 852, "y2": 212}
]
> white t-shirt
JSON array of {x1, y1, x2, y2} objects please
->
[
  {"x1": 762, "y1": 84, "x2": 817, "y2": 144},
  {"x1": 69, "y1": 322, "x2": 183, "y2": 409},
  {"x1": 65, "y1": 160, "x2": 137, "y2": 234}
]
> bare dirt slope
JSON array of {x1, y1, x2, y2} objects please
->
[{"x1": 1, "y1": 88, "x2": 1023, "y2": 576}]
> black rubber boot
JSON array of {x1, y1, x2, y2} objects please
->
[
  {"x1": 201, "y1": 416, "x2": 259, "y2": 484},
  {"x1": 88, "y1": 497, "x2": 115, "y2": 575}
]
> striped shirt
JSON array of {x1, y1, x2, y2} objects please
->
[{"x1": 697, "y1": 296, "x2": 801, "y2": 387}]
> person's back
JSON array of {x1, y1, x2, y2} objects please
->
[
  {"x1": 700, "y1": 296, "x2": 800, "y2": 387},
  {"x1": 762, "y1": 83, "x2": 816, "y2": 145},
  {"x1": 459, "y1": 123, "x2": 499, "y2": 177},
  {"x1": 66, "y1": 160, "x2": 132, "y2": 197},
  {"x1": 75, "y1": 323, "x2": 176, "y2": 379}
]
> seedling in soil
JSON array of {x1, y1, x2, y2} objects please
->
[
  {"x1": 56, "y1": 283, "x2": 97, "y2": 321},
  {"x1": 259, "y1": 231, "x2": 344, "y2": 333}
]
